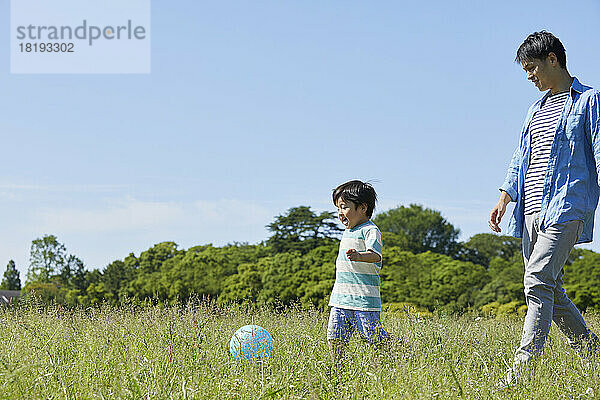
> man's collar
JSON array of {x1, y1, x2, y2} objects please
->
[
  {"x1": 540, "y1": 77, "x2": 583, "y2": 103},
  {"x1": 570, "y1": 76, "x2": 584, "y2": 94}
]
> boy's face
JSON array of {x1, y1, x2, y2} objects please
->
[{"x1": 336, "y1": 197, "x2": 368, "y2": 229}]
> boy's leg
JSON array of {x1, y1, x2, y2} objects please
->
[
  {"x1": 327, "y1": 307, "x2": 355, "y2": 361},
  {"x1": 354, "y1": 310, "x2": 389, "y2": 345},
  {"x1": 328, "y1": 339, "x2": 346, "y2": 361},
  {"x1": 515, "y1": 216, "x2": 584, "y2": 370}
]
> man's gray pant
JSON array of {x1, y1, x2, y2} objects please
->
[{"x1": 515, "y1": 212, "x2": 599, "y2": 367}]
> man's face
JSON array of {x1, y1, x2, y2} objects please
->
[{"x1": 521, "y1": 57, "x2": 553, "y2": 91}]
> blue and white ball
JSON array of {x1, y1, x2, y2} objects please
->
[{"x1": 229, "y1": 325, "x2": 273, "y2": 360}]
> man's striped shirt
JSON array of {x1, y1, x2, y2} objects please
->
[
  {"x1": 524, "y1": 92, "x2": 569, "y2": 215},
  {"x1": 329, "y1": 220, "x2": 383, "y2": 311}
]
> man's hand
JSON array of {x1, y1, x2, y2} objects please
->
[{"x1": 489, "y1": 191, "x2": 513, "y2": 233}]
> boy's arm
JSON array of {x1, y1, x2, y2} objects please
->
[{"x1": 346, "y1": 249, "x2": 381, "y2": 263}]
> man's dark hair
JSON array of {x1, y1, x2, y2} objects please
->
[
  {"x1": 515, "y1": 31, "x2": 567, "y2": 69},
  {"x1": 332, "y1": 180, "x2": 377, "y2": 218}
]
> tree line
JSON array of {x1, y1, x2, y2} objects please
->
[{"x1": 3, "y1": 204, "x2": 600, "y2": 314}]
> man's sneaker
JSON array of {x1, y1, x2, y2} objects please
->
[{"x1": 498, "y1": 368, "x2": 517, "y2": 389}]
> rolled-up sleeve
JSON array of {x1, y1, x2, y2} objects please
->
[
  {"x1": 588, "y1": 90, "x2": 600, "y2": 187},
  {"x1": 499, "y1": 144, "x2": 520, "y2": 202},
  {"x1": 499, "y1": 103, "x2": 536, "y2": 203}
]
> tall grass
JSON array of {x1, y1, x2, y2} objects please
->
[{"x1": 0, "y1": 301, "x2": 599, "y2": 399}]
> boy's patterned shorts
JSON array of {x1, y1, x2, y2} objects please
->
[{"x1": 327, "y1": 306, "x2": 389, "y2": 343}]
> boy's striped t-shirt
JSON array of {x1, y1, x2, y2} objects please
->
[{"x1": 328, "y1": 220, "x2": 383, "y2": 311}]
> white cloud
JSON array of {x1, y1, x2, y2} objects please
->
[
  {"x1": 35, "y1": 197, "x2": 185, "y2": 233},
  {"x1": 194, "y1": 199, "x2": 271, "y2": 226},
  {"x1": 18, "y1": 197, "x2": 275, "y2": 270},
  {"x1": 32, "y1": 197, "x2": 273, "y2": 235},
  {"x1": 0, "y1": 182, "x2": 129, "y2": 203},
  {"x1": 0, "y1": 183, "x2": 128, "y2": 192}
]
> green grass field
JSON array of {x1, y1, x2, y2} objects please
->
[{"x1": 1, "y1": 302, "x2": 599, "y2": 399}]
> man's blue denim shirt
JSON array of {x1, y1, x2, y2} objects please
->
[{"x1": 500, "y1": 77, "x2": 600, "y2": 244}]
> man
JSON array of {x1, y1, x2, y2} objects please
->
[{"x1": 489, "y1": 31, "x2": 600, "y2": 380}]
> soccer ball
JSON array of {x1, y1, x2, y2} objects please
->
[{"x1": 229, "y1": 325, "x2": 273, "y2": 360}]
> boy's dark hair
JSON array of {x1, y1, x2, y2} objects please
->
[
  {"x1": 515, "y1": 31, "x2": 566, "y2": 69},
  {"x1": 332, "y1": 180, "x2": 377, "y2": 218}
]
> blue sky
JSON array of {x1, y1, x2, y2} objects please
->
[{"x1": 2, "y1": 0, "x2": 600, "y2": 279}]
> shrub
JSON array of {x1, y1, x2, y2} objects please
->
[
  {"x1": 480, "y1": 301, "x2": 500, "y2": 317},
  {"x1": 382, "y1": 302, "x2": 433, "y2": 318},
  {"x1": 497, "y1": 301, "x2": 523, "y2": 318}
]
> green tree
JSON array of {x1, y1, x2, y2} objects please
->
[
  {"x1": 255, "y1": 244, "x2": 337, "y2": 308},
  {"x1": 26, "y1": 235, "x2": 89, "y2": 306},
  {"x1": 564, "y1": 250, "x2": 600, "y2": 311},
  {"x1": 27, "y1": 235, "x2": 67, "y2": 283},
  {"x1": 463, "y1": 233, "x2": 522, "y2": 267},
  {"x1": 128, "y1": 242, "x2": 183, "y2": 300},
  {"x1": 218, "y1": 243, "x2": 337, "y2": 309},
  {"x1": 160, "y1": 243, "x2": 269, "y2": 302},
  {"x1": 161, "y1": 245, "x2": 233, "y2": 301},
  {"x1": 122, "y1": 242, "x2": 269, "y2": 303},
  {"x1": 101, "y1": 259, "x2": 135, "y2": 303},
  {"x1": 380, "y1": 247, "x2": 489, "y2": 312},
  {"x1": 56, "y1": 255, "x2": 89, "y2": 306},
  {"x1": 474, "y1": 252, "x2": 524, "y2": 308},
  {"x1": 138, "y1": 242, "x2": 181, "y2": 274},
  {"x1": 218, "y1": 261, "x2": 265, "y2": 304},
  {"x1": 0, "y1": 260, "x2": 21, "y2": 290},
  {"x1": 78, "y1": 270, "x2": 104, "y2": 306},
  {"x1": 22, "y1": 282, "x2": 66, "y2": 304},
  {"x1": 68, "y1": 255, "x2": 87, "y2": 291},
  {"x1": 373, "y1": 205, "x2": 460, "y2": 255},
  {"x1": 266, "y1": 206, "x2": 342, "y2": 254}
]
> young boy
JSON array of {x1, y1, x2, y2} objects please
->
[{"x1": 328, "y1": 180, "x2": 389, "y2": 357}]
